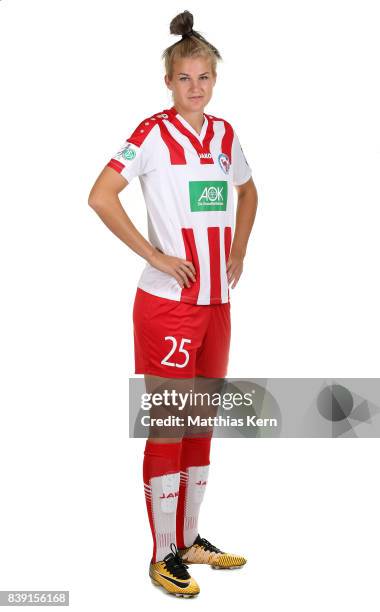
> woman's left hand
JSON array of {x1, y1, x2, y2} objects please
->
[{"x1": 226, "y1": 252, "x2": 244, "y2": 289}]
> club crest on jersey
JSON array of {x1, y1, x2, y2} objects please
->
[
  {"x1": 218, "y1": 152, "x2": 230, "y2": 174},
  {"x1": 115, "y1": 142, "x2": 137, "y2": 161}
]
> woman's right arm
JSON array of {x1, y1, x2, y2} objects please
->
[{"x1": 88, "y1": 166, "x2": 196, "y2": 288}]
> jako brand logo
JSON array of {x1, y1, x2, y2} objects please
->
[
  {"x1": 160, "y1": 491, "x2": 179, "y2": 499},
  {"x1": 199, "y1": 152, "x2": 212, "y2": 159},
  {"x1": 189, "y1": 181, "x2": 228, "y2": 212},
  {"x1": 196, "y1": 480, "x2": 207, "y2": 486}
]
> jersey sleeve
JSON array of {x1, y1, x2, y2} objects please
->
[
  {"x1": 231, "y1": 130, "x2": 252, "y2": 187},
  {"x1": 106, "y1": 122, "x2": 157, "y2": 183}
]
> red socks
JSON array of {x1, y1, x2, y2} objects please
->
[
  {"x1": 143, "y1": 437, "x2": 212, "y2": 561},
  {"x1": 143, "y1": 440, "x2": 182, "y2": 562}
]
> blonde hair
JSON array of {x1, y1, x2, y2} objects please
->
[{"x1": 161, "y1": 10, "x2": 222, "y2": 81}]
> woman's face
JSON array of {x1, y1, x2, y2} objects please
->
[{"x1": 165, "y1": 56, "x2": 216, "y2": 113}]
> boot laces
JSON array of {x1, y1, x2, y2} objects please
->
[
  {"x1": 197, "y1": 536, "x2": 223, "y2": 554},
  {"x1": 163, "y1": 543, "x2": 191, "y2": 579}
]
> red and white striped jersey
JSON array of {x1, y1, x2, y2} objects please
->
[{"x1": 107, "y1": 106, "x2": 252, "y2": 305}]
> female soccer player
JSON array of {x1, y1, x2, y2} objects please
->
[{"x1": 88, "y1": 10, "x2": 258, "y2": 598}]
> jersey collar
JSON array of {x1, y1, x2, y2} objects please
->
[{"x1": 167, "y1": 106, "x2": 208, "y2": 145}]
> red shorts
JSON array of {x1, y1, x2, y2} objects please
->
[{"x1": 133, "y1": 287, "x2": 231, "y2": 379}]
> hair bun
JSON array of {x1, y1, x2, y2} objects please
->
[{"x1": 169, "y1": 10, "x2": 194, "y2": 36}]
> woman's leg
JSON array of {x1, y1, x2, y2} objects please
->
[
  {"x1": 142, "y1": 374, "x2": 194, "y2": 562},
  {"x1": 176, "y1": 375, "x2": 223, "y2": 549}
]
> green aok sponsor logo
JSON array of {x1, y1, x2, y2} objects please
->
[{"x1": 189, "y1": 181, "x2": 228, "y2": 212}]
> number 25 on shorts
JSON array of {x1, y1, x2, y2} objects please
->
[{"x1": 161, "y1": 336, "x2": 192, "y2": 368}]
